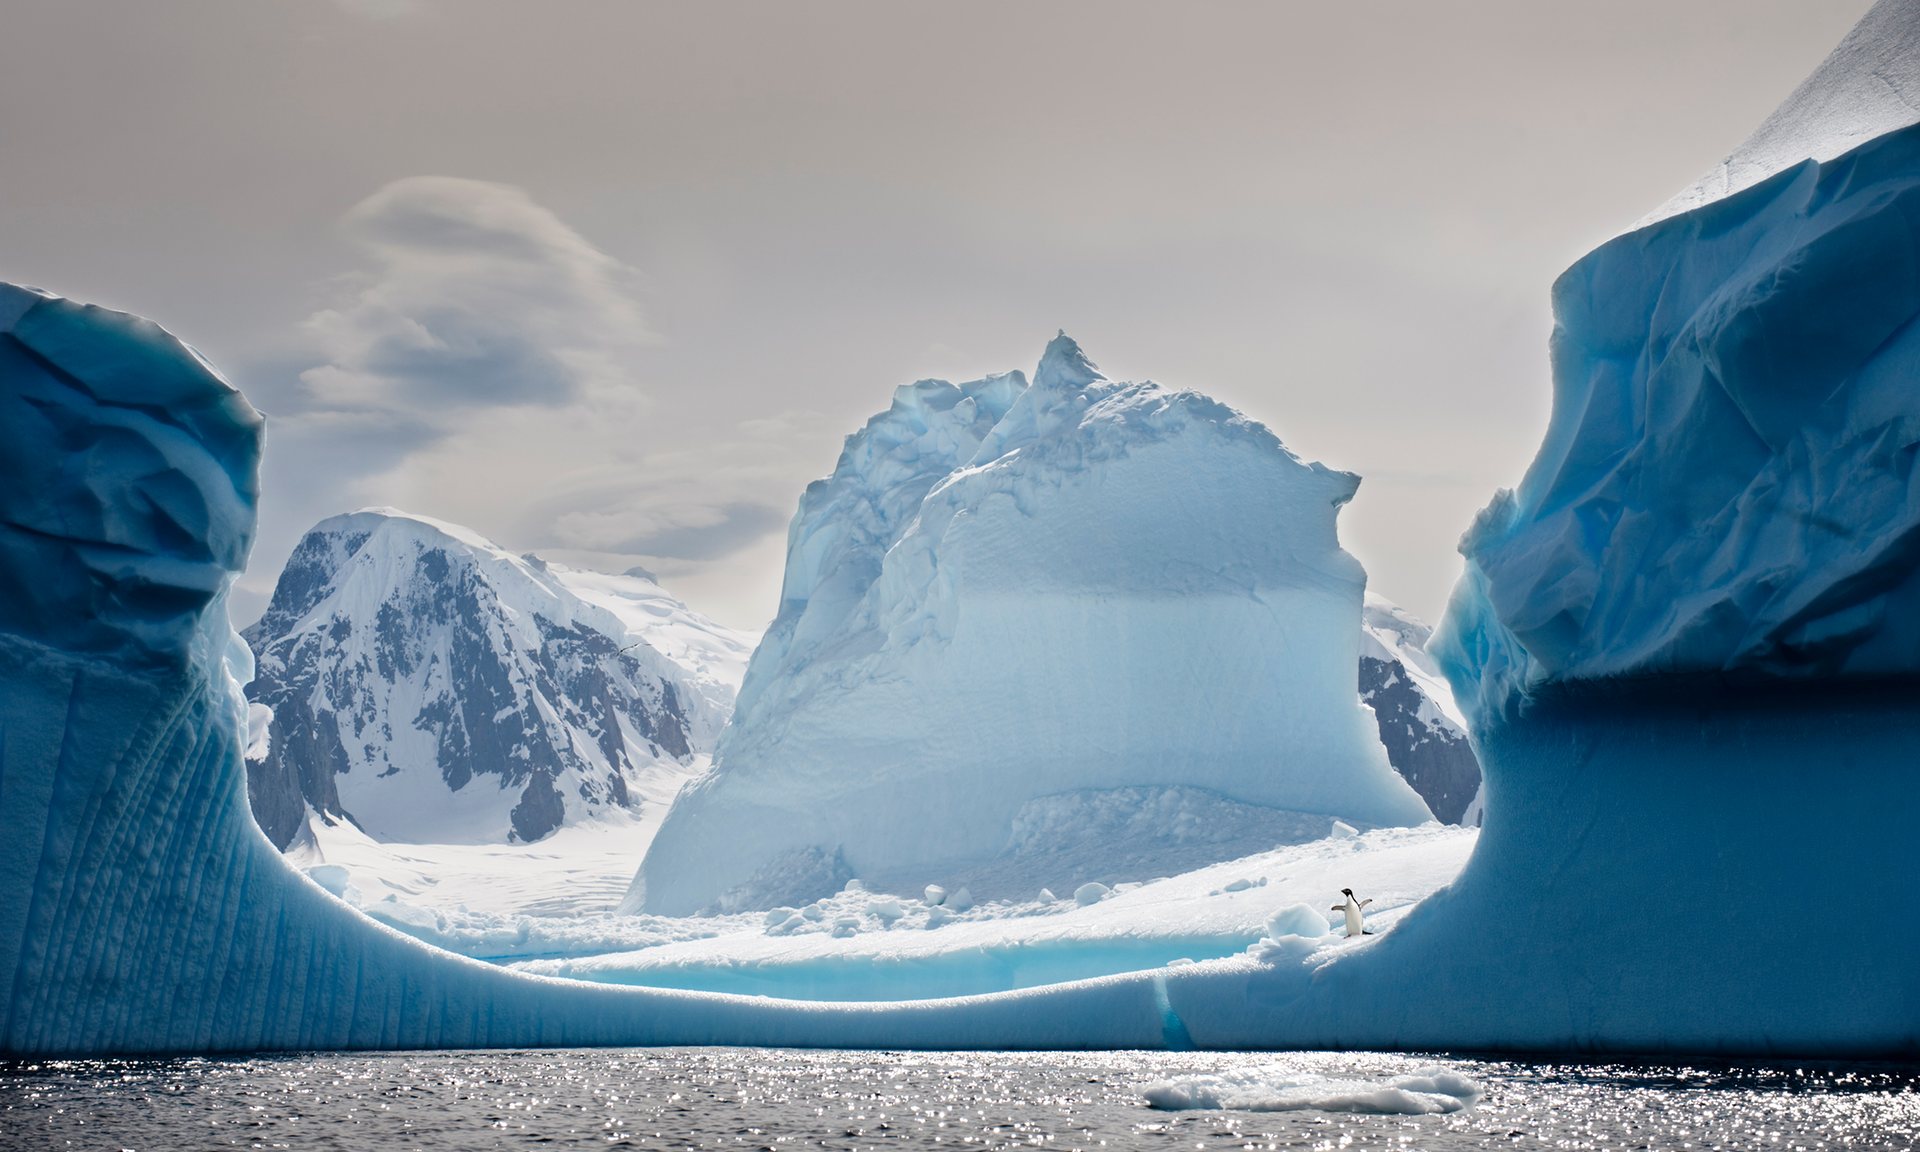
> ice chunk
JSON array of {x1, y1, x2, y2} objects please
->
[
  {"x1": 1073, "y1": 882, "x2": 1112, "y2": 907},
  {"x1": 1433, "y1": 121, "x2": 1920, "y2": 730},
  {"x1": 1143, "y1": 1068, "x2": 1481, "y2": 1114},
  {"x1": 1263, "y1": 903, "x2": 1329, "y2": 940}
]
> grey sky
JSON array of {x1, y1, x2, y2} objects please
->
[{"x1": 0, "y1": 1, "x2": 1872, "y2": 630}]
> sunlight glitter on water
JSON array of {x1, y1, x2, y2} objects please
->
[{"x1": 2, "y1": 1048, "x2": 1918, "y2": 1151}]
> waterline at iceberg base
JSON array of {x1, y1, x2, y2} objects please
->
[{"x1": 1166, "y1": 682, "x2": 1920, "y2": 1056}]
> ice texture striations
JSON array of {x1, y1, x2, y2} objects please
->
[
  {"x1": 632, "y1": 334, "x2": 1431, "y2": 914},
  {"x1": 243, "y1": 510, "x2": 749, "y2": 847},
  {"x1": 1434, "y1": 127, "x2": 1920, "y2": 729}
]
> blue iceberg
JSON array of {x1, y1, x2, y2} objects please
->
[{"x1": 1164, "y1": 114, "x2": 1920, "y2": 1060}]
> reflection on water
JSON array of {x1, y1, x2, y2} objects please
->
[{"x1": 3, "y1": 1047, "x2": 1917, "y2": 1150}]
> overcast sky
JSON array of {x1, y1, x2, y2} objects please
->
[{"x1": 0, "y1": 1, "x2": 1873, "y2": 631}]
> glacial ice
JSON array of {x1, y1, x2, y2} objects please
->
[{"x1": 631, "y1": 334, "x2": 1432, "y2": 914}]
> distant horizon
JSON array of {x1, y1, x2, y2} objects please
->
[{"x1": 0, "y1": 1, "x2": 1873, "y2": 632}]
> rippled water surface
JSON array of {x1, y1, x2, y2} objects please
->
[{"x1": 3, "y1": 1048, "x2": 1917, "y2": 1150}]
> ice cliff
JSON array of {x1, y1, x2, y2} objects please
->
[
  {"x1": 243, "y1": 510, "x2": 749, "y2": 847},
  {"x1": 631, "y1": 334, "x2": 1432, "y2": 915}
]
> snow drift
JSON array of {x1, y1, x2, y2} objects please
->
[
  {"x1": 243, "y1": 509, "x2": 749, "y2": 847},
  {"x1": 631, "y1": 334, "x2": 1432, "y2": 914}
]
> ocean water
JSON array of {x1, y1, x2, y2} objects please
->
[{"x1": 2, "y1": 1048, "x2": 1916, "y2": 1150}]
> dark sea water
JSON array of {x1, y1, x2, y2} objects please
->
[{"x1": 2, "y1": 1048, "x2": 1916, "y2": 1151}]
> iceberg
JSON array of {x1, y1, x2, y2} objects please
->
[
  {"x1": 630, "y1": 334, "x2": 1432, "y2": 914},
  {"x1": 1161, "y1": 3, "x2": 1920, "y2": 1057}
]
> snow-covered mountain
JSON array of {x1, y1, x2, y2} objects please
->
[
  {"x1": 630, "y1": 334, "x2": 1432, "y2": 914},
  {"x1": 242, "y1": 509, "x2": 753, "y2": 848},
  {"x1": 1359, "y1": 593, "x2": 1480, "y2": 825}
]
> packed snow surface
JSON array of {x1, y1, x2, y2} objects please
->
[{"x1": 634, "y1": 334, "x2": 1430, "y2": 914}]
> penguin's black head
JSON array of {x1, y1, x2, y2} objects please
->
[{"x1": 1341, "y1": 888, "x2": 1353, "y2": 897}]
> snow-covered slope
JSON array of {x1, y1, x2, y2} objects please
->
[
  {"x1": 631, "y1": 334, "x2": 1432, "y2": 915},
  {"x1": 1358, "y1": 594, "x2": 1479, "y2": 825},
  {"x1": 1648, "y1": 0, "x2": 1920, "y2": 225},
  {"x1": 242, "y1": 510, "x2": 752, "y2": 847}
]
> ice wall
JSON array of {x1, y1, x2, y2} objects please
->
[
  {"x1": 632, "y1": 335, "x2": 1431, "y2": 914},
  {"x1": 1434, "y1": 123, "x2": 1920, "y2": 730},
  {"x1": 1307, "y1": 117, "x2": 1920, "y2": 1056}
]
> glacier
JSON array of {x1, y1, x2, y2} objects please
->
[
  {"x1": 630, "y1": 334, "x2": 1433, "y2": 914},
  {"x1": 244, "y1": 509, "x2": 750, "y2": 847}
]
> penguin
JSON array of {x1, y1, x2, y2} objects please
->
[{"x1": 1331, "y1": 888, "x2": 1374, "y2": 937}]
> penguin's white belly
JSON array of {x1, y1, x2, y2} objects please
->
[{"x1": 1343, "y1": 904, "x2": 1364, "y2": 936}]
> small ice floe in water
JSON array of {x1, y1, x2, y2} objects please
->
[{"x1": 1141, "y1": 1068, "x2": 1483, "y2": 1114}]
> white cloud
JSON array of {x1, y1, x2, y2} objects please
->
[
  {"x1": 299, "y1": 176, "x2": 651, "y2": 419},
  {"x1": 257, "y1": 176, "x2": 824, "y2": 628}
]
